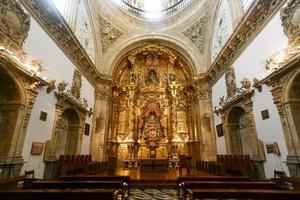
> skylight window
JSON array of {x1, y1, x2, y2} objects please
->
[
  {"x1": 143, "y1": 0, "x2": 163, "y2": 19},
  {"x1": 112, "y1": 0, "x2": 192, "y2": 21}
]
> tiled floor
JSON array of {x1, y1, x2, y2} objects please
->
[{"x1": 129, "y1": 188, "x2": 178, "y2": 200}]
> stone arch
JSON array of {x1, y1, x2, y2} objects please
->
[
  {"x1": 55, "y1": 108, "x2": 81, "y2": 157},
  {"x1": 226, "y1": 106, "x2": 253, "y2": 155},
  {"x1": 0, "y1": 60, "x2": 41, "y2": 178},
  {"x1": 0, "y1": 67, "x2": 24, "y2": 157},
  {"x1": 108, "y1": 35, "x2": 199, "y2": 76},
  {"x1": 281, "y1": 67, "x2": 300, "y2": 157}
]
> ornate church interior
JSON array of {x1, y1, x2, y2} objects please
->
[{"x1": 0, "y1": 0, "x2": 300, "y2": 199}]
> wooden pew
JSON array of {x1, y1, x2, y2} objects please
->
[
  {"x1": 177, "y1": 175, "x2": 252, "y2": 197},
  {"x1": 182, "y1": 180, "x2": 281, "y2": 190},
  {"x1": 279, "y1": 176, "x2": 300, "y2": 190},
  {"x1": 0, "y1": 170, "x2": 36, "y2": 189},
  {"x1": 0, "y1": 189, "x2": 120, "y2": 200},
  {"x1": 0, "y1": 175, "x2": 26, "y2": 189},
  {"x1": 177, "y1": 175, "x2": 252, "y2": 184},
  {"x1": 58, "y1": 175, "x2": 131, "y2": 187},
  {"x1": 58, "y1": 175, "x2": 131, "y2": 197},
  {"x1": 187, "y1": 188, "x2": 300, "y2": 200},
  {"x1": 32, "y1": 180, "x2": 124, "y2": 189},
  {"x1": 31, "y1": 180, "x2": 128, "y2": 199}
]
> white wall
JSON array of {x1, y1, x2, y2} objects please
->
[
  {"x1": 211, "y1": 11, "x2": 290, "y2": 178},
  {"x1": 20, "y1": 16, "x2": 94, "y2": 178},
  {"x1": 212, "y1": 74, "x2": 227, "y2": 155}
]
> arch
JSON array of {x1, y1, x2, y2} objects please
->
[
  {"x1": 0, "y1": 66, "x2": 24, "y2": 156},
  {"x1": 226, "y1": 106, "x2": 253, "y2": 156},
  {"x1": 0, "y1": 66, "x2": 26, "y2": 104},
  {"x1": 283, "y1": 67, "x2": 300, "y2": 102},
  {"x1": 108, "y1": 35, "x2": 200, "y2": 76},
  {"x1": 282, "y1": 67, "x2": 300, "y2": 151},
  {"x1": 55, "y1": 108, "x2": 81, "y2": 156}
]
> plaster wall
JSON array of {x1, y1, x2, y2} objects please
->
[
  {"x1": 212, "y1": 12, "x2": 290, "y2": 178},
  {"x1": 20, "y1": 17, "x2": 94, "y2": 178},
  {"x1": 212, "y1": 74, "x2": 227, "y2": 155}
]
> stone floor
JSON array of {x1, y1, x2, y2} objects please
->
[{"x1": 129, "y1": 188, "x2": 178, "y2": 200}]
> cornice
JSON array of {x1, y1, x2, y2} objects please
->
[
  {"x1": 262, "y1": 52, "x2": 300, "y2": 85},
  {"x1": 20, "y1": 0, "x2": 113, "y2": 87},
  {"x1": 208, "y1": 0, "x2": 286, "y2": 85},
  {"x1": 0, "y1": 48, "x2": 48, "y2": 86}
]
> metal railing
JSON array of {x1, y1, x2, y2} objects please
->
[{"x1": 116, "y1": 0, "x2": 192, "y2": 19}]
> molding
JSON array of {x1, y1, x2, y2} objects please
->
[
  {"x1": 0, "y1": 49, "x2": 48, "y2": 86},
  {"x1": 208, "y1": 0, "x2": 286, "y2": 85},
  {"x1": 20, "y1": 0, "x2": 113, "y2": 87}
]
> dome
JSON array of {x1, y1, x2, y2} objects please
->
[{"x1": 112, "y1": 0, "x2": 192, "y2": 20}]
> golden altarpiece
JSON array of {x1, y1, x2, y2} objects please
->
[{"x1": 110, "y1": 44, "x2": 199, "y2": 166}]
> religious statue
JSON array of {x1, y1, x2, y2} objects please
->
[
  {"x1": 252, "y1": 78, "x2": 262, "y2": 92},
  {"x1": 225, "y1": 67, "x2": 237, "y2": 97},
  {"x1": 146, "y1": 69, "x2": 159, "y2": 84},
  {"x1": 57, "y1": 80, "x2": 68, "y2": 94},
  {"x1": 240, "y1": 78, "x2": 251, "y2": 90},
  {"x1": 219, "y1": 96, "x2": 225, "y2": 106},
  {"x1": 70, "y1": 70, "x2": 82, "y2": 99},
  {"x1": 47, "y1": 80, "x2": 56, "y2": 94}
]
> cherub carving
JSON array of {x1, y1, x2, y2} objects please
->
[
  {"x1": 82, "y1": 98, "x2": 88, "y2": 108},
  {"x1": 240, "y1": 78, "x2": 251, "y2": 90},
  {"x1": 252, "y1": 78, "x2": 262, "y2": 92},
  {"x1": 219, "y1": 96, "x2": 225, "y2": 106},
  {"x1": 57, "y1": 80, "x2": 68, "y2": 93},
  {"x1": 47, "y1": 80, "x2": 56, "y2": 94}
]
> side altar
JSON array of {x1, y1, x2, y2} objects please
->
[{"x1": 108, "y1": 44, "x2": 201, "y2": 167}]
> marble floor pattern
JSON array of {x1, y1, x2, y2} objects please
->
[{"x1": 129, "y1": 188, "x2": 178, "y2": 200}]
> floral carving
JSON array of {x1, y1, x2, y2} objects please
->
[
  {"x1": 183, "y1": 15, "x2": 207, "y2": 54},
  {"x1": 99, "y1": 15, "x2": 123, "y2": 53}
]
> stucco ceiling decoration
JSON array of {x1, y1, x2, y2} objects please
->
[
  {"x1": 99, "y1": 14, "x2": 124, "y2": 53},
  {"x1": 182, "y1": 14, "x2": 207, "y2": 54}
]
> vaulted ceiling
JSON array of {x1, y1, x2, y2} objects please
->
[{"x1": 52, "y1": 0, "x2": 246, "y2": 77}]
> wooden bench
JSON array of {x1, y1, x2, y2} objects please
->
[
  {"x1": 187, "y1": 188, "x2": 300, "y2": 200},
  {"x1": 0, "y1": 189, "x2": 120, "y2": 200},
  {"x1": 58, "y1": 175, "x2": 131, "y2": 196},
  {"x1": 31, "y1": 180, "x2": 128, "y2": 199},
  {"x1": 182, "y1": 181, "x2": 281, "y2": 190},
  {"x1": 0, "y1": 170, "x2": 36, "y2": 189},
  {"x1": 58, "y1": 175, "x2": 130, "y2": 184},
  {"x1": 177, "y1": 175, "x2": 252, "y2": 197},
  {"x1": 177, "y1": 175, "x2": 252, "y2": 185},
  {"x1": 279, "y1": 176, "x2": 300, "y2": 190}
]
